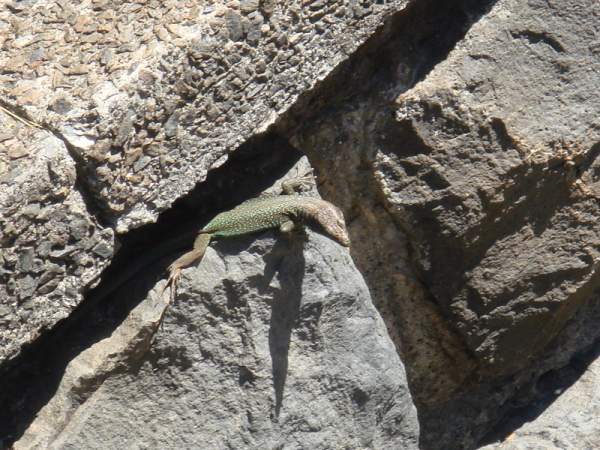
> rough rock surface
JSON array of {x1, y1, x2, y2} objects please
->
[
  {"x1": 0, "y1": 109, "x2": 113, "y2": 365},
  {"x1": 481, "y1": 346, "x2": 600, "y2": 450},
  {"x1": 0, "y1": 0, "x2": 410, "y2": 387},
  {"x1": 14, "y1": 230, "x2": 419, "y2": 450},
  {"x1": 0, "y1": 0, "x2": 409, "y2": 231},
  {"x1": 388, "y1": 0, "x2": 600, "y2": 376},
  {"x1": 290, "y1": 0, "x2": 600, "y2": 447},
  {"x1": 2, "y1": 0, "x2": 600, "y2": 448}
]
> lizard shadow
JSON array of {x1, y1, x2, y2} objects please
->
[
  {"x1": 263, "y1": 232, "x2": 306, "y2": 420},
  {"x1": 216, "y1": 230, "x2": 306, "y2": 420}
]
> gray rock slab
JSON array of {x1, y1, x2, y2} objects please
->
[
  {"x1": 15, "y1": 231, "x2": 419, "y2": 449},
  {"x1": 0, "y1": 110, "x2": 114, "y2": 365}
]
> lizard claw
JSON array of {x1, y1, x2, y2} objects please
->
[
  {"x1": 153, "y1": 266, "x2": 181, "y2": 336},
  {"x1": 161, "y1": 265, "x2": 181, "y2": 301},
  {"x1": 167, "y1": 268, "x2": 180, "y2": 291}
]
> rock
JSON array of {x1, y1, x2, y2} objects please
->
[
  {"x1": 0, "y1": 111, "x2": 114, "y2": 366},
  {"x1": 240, "y1": 0, "x2": 260, "y2": 14},
  {"x1": 1, "y1": 0, "x2": 599, "y2": 447},
  {"x1": 0, "y1": 0, "x2": 409, "y2": 232},
  {"x1": 290, "y1": 0, "x2": 600, "y2": 447},
  {"x1": 386, "y1": 0, "x2": 600, "y2": 378},
  {"x1": 14, "y1": 231, "x2": 419, "y2": 449},
  {"x1": 480, "y1": 347, "x2": 600, "y2": 450}
]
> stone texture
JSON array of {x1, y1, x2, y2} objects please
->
[
  {"x1": 0, "y1": 1, "x2": 421, "y2": 443},
  {"x1": 481, "y1": 346, "x2": 600, "y2": 450},
  {"x1": 14, "y1": 230, "x2": 419, "y2": 450},
  {"x1": 290, "y1": 0, "x2": 490, "y2": 420},
  {"x1": 0, "y1": 0, "x2": 409, "y2": 232},
  {"x1": 386, "y1": 0, "x2": 600, "y2": 376},
  {"x1": 289, "y1": 0, "x2": 600, "y2": 447},
  {"x1": 0, "y1": 109, "x2": 113, "y2": 366},
  {"x1": 2, "y1": 0, "x2": 600, "y2": 448}
]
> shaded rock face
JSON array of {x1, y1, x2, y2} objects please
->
[
  {"x1": 2, "y1": 0, "x2": 600, "y2": 449},
  {"x1": 385, "y1": 0, "x2": 600, "y2": 376}
]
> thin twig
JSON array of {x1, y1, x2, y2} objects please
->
[{"x1": 0, "y1": 104, "x2": 43, "y2": 129}]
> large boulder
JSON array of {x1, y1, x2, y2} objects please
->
[
  {"x1": 290, "y1": 0, "x2": 600, "y2": 447},
  {"x1": 14, "y1": 227, "x2": 419, "y2": 449}
]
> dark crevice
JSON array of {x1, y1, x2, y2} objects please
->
[
  {"x1": 45, "y1": 126, "x2": 114, "y2": 229},
  {"x1": 0, "y1": 98, "x2": 43, "y2": 129},
  {"x1": 510, "y1": 29, "x2": 566, "y2": 53},
  {"x1": 0, "y1": 133, "x2": 303, "y2": 447},
  {"x1": 490, "y1": 117, "x2": 527, "y2": 153}
]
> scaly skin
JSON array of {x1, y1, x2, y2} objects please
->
[
  {"x1": 164, "y1": 194, "x2": 350, "y2": 293},
  {"x1": 204, "y1": 195, "x2": 348, "y2": 238}
]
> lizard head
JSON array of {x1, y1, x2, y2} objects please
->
[{"x1": 316, "y1": 202, "x2": 351, "y2": 247}]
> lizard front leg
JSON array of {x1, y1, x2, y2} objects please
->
[
  {"x1": 280, "y1": 170, "x2": 314, "y2": 195},
  {"x1": 279, "y1": 220, "x2": 295, "y2": 233},
  {"x1": 279, "y1": 217, "x2": 308, "y2": 245}
]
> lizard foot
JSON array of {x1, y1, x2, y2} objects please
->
[
  {"x1": 281, "y1": 170, "x2": 315, "y2": 195},
  {"x1": 166, "y1": 266, "x2": 181, "y2": 292},
  {"x1": 160, "y1": 265, "x2": 181, "y2": 304},
  {"x1": 152, "y1": 267, "x2": 181, "y2": 337}
]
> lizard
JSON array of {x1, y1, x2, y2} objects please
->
[{"x1": 163, "y1": 179, "x2": 351, "y2": 297}]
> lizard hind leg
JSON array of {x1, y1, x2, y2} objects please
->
[{"x1": 164, "y1": 232, "x2": 212, "y2": 296}]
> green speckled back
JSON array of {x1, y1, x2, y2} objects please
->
[{"x1": 202, "y1": 195, "x2": 310, "y2": 237}]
